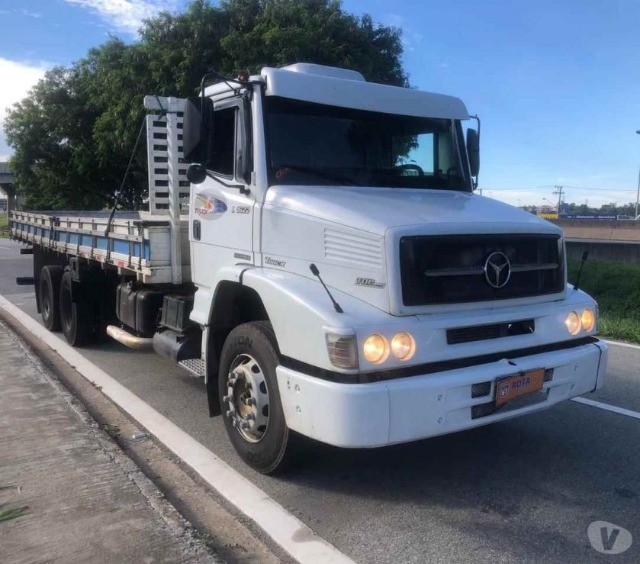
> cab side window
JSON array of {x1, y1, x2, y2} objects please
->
[{"x1": 210, "y1": 107, "x2": 236, "y2": 177}]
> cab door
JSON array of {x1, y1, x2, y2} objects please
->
[{"x1": 190, "y1": 95, "x2": 254, "y2": 286}]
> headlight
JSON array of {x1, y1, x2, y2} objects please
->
[
  {"x1": 363, "y1": 334, "x2": 389, "y2": 364},
  {"x1": 581, "y1": 308, "x2": 596, "y2": 332},
  {"x1": 565, "y1": 311, "x2": 581, "y2": 335},
  {"x1": 391, "y1": 331, "x2": 416, "y2": 361},
  {"x1": 326, "y1": 334, "x2": 358, "y2": 369}
]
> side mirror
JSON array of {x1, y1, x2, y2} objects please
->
[
  {"x1": 186, "y1": 163, "x2": 207, "y2": 185},
  {"x1": 466, "y1": 128, "x2": 480, "y2": 178},
  {"x1": 183, "y1": 96, "x2": 214, "y2": 164}
]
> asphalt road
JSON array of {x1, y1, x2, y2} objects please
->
[{"x1": 1, "y1": 237, "x2": 639, "y2": 563}]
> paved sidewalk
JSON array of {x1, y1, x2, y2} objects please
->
[{"x1": 0, "y1": 320, "x2": 220, "y2": 563}]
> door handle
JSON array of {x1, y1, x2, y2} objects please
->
[{"x1": 193, "y1": 219, "x2": 201, "y2": 240}]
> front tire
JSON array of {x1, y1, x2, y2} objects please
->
[{"x1": 218, "y1": 321, "x2": 291, "y2": 474}]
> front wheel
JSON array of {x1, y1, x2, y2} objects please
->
[{"x1": 218, "y1": 321, "x2": 291, "y2": 474}]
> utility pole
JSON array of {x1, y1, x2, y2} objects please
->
[
  {"x1": 635, "y1": 130, "x2": 640, "y2": 218},
  {"x1": 553, "y1": 185, "x2": 564, "y2": 212}
]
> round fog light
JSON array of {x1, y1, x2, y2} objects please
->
[
  {"x1": 363, "y1": 334, "x2": 389, "y2": 364},
  {"x1": 565, "y1": 311, "x2": 581, "y2": 335},
  {"x1": 581, "y1": 308, "x2": 595, "y2": 332},
  {"x1": 391, "y1": 332, "x2": 416, "y2": 361}
]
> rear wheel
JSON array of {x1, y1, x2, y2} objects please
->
[
  {"x1": 218, "y1": 321, "x2": 291, "y2": 474},
  {"x1": 59, "y1": 270, "x2": 96, "y2": 347},
  {"x1": 39, "y1": 265, "x2": 63, "y2": 331}
]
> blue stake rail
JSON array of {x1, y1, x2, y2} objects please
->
[{"x1": 9, "y1": 210, "x2": 191, "y2": 284}]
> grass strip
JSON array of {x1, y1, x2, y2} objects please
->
[{"x1": 0, "y1": 213, "x2": 8, "y2": 238}]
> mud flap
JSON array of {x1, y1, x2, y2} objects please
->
[
  {"x1": 205, "y1": 326, "x2": 221, "y2": 417},
  {"x1": 206, "y1": 375, "x2": 220, "y2": 417}
]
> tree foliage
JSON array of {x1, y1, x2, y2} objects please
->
[{"x1": 4, "y1": 0, "x2": 407, "y2": 210}]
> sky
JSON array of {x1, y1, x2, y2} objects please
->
[{"x1": 0, "y1": 0, "x2": 639, "y2": 208}]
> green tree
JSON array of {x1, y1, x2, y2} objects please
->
[{"x1": 4, "y1": 0, "x2": 407, "y2": 209}]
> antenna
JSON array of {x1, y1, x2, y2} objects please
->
[
  {"x1": 573, "y1": 250, "x2": 589, "y2": 292},
  {"x1": 309, "y1": 264, "x2": 343, "y2": 313}
]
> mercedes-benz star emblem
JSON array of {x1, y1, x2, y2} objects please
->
[{"x1": 484, "y1": 251, "x2": 511, "y2": 289}]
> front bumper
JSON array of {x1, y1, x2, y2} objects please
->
[{"x1": 276, "y1": 339, "x2": 608, "y2": 448}]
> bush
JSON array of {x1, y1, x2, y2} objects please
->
[{"x1": 568, "y1": 259, "x2": 640, "y2": 342}]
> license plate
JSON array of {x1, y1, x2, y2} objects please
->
[{"x1": 495, "y1": 368, "x2": 545, "y2": 406}]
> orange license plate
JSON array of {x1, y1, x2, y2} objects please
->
[{"x1": 495, "y1": 368, "x2": 545, "y2": 406}]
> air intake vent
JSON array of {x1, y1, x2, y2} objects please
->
[
  {"x1": 471, "y1": 381, "x2": 492, "y2": 398},
  {"x1": 324, "y1": 229, "x2": 383, "y2": 268},
  {"x1": 471, "y1": 390, "x2": 549, "y2": 419},
  {"x1": 447, "y1": 319, "x2": 535, "y2": 345}
]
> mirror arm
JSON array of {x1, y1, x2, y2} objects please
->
[
  {"x1": 469, "y1": 114, "x2": 481, "y2": 189},
  {"x1": 470, "y1": 114, "x2": 481, "y2": 139},
  {"x1": 202, "y1": 68, "x2": 249, "y2": 96},
  {"x1": 205, "y1": 170, "x2": 251, "y2": 196}
]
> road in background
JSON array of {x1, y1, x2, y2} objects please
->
[{"x1": 1, "y1": 237, "x2": 639, "y2": 563}]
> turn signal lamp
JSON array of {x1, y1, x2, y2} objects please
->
[{"x1": 326, "y1": 334, "x2": 358, "y2": 370}]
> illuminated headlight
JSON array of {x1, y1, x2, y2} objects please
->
[
  {"x1": 391, "y1": 331, "x2": 416, "y2": 361},
  {"x1": 326, "y1": 334, "x2": 358, "y2": 369},
  {"x1": 581, "y1": 308, "x2": 596, "y2": 332},
  {"x1": 565, "y1": 311, "x2": 581, "y2": 335},
  {"x1": 363, "y1": 334, "x2": 389, "y2": 364}
]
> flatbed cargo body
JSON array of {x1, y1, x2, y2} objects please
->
[{"x1": 10, "y1": 210, "x2": 190, "y2": 284}]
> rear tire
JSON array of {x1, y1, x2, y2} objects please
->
[
  {"x1": 218, "y1": 321, "x2": 291, "y2": 474},
  {"x1": 59, "y1": 270, "x2": 95, "y2": 347},
  {"x1": 39, "y1": 265, "x2": 63, "y2": 332}
]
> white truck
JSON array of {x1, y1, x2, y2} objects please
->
[{"x1": 10, "y1": 63, "x2": 608, "y2": 473}]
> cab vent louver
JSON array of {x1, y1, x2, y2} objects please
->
[{"x1": 324, "y1": 229, "x2": 383, "y2": 269}]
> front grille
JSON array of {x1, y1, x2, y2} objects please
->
[
  {"x1": 447, "y1": 319, "x2": 535, "y2": 345},
  {"x1": 400, "y1": 234, "x2": 563, "y2": 306}
]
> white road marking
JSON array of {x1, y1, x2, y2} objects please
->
[
  {"x1": 571, "y1": 397, "x2": 640, "y2": 420},
  {"x1": 0, "y1": 295, "x2": 354, "y2": 564},
  {"x1": 604, "y1": 339, "x2": 640, "y2": 351}
]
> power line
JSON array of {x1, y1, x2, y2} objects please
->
[{"x1": 487, "y1": 186, "x2": 637, "y2": 192}]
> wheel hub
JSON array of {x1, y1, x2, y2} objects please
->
[
  {"x1": 223, "y1": 354, "x2": 269, "y2": 443},
  {"x1": 42, "y1": 293, "x2": 51, "y2": 318}
]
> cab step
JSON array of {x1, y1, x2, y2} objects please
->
[{"x1": 178, "y1": 358, "x2": 206, "y2": 378}]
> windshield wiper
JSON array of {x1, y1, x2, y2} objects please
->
[{"x1": 275, "y1": 164, "x2": 362, "y2": 186}]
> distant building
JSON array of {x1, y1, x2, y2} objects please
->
[{"x1": 535, "y1": 204, "x2": 558, "y2": 220}]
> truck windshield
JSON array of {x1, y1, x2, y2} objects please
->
[{"x1": 265, "y1": 96, "x2": 470, "y2": 190}]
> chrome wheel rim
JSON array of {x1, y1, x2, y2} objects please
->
[{"x1": 223, "y1": 354, "x2": 269, "y2": 443}]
